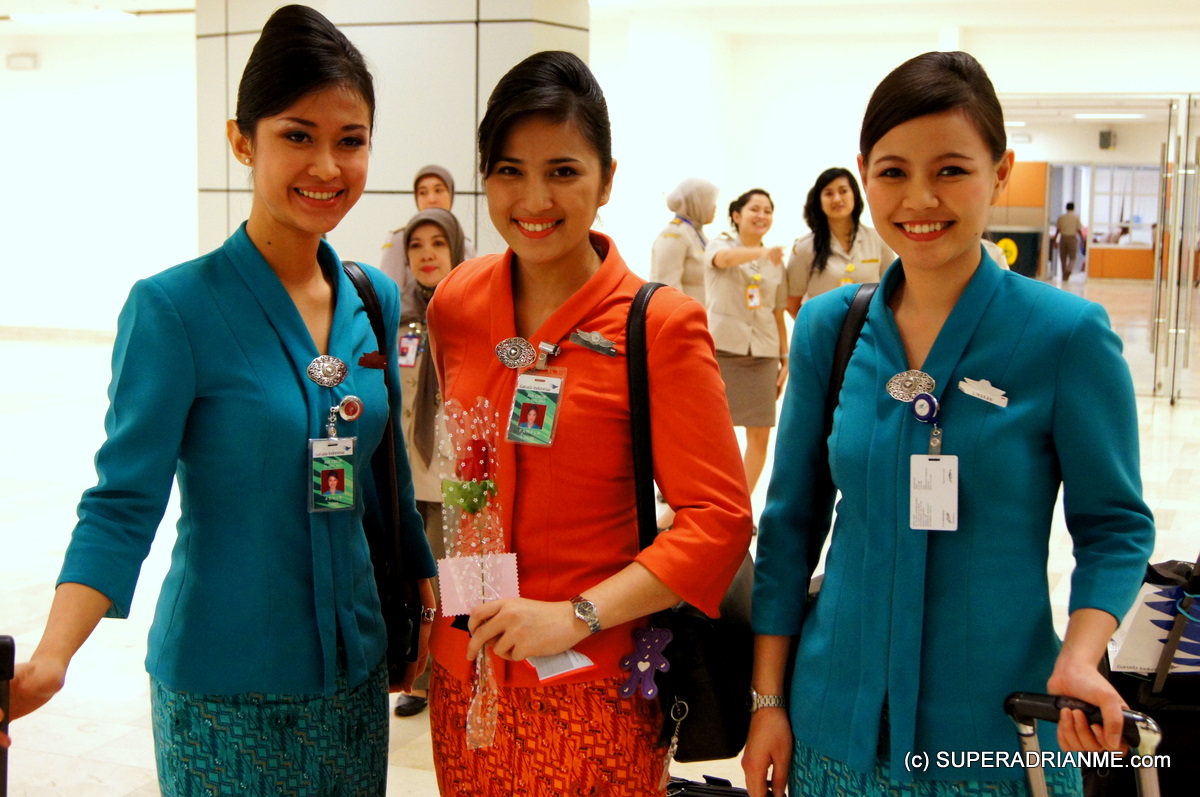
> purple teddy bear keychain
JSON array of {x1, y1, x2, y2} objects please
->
[{"x1": 618, "y1": 626, "x2": 673, "y2": 699}]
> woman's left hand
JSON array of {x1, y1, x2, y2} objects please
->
[
  {"x1": 466, "y1": 598, "x2": 589, "y2": 661},
  {"x1": 1046, "y1": 653, "x2": 1127, "y2": 752},
  {"x1": 776, "y1": 357, "x2": 789, "y2": 398}
]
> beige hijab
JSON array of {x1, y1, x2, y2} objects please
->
[{"x1": 666, "y1": 178, "x2": 719, "y2": 242}]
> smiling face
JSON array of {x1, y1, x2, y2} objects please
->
[
  {"x1": 859, "y1": 109, "x2": 1012, "y2": 277},
  {"x1": 415, "y1": 175, "x2": 452, "y2": 211},
  {"x1": 230, "y1": 85, "x2": 371, "y2": 247},
  {"x1": 732, "y1": 193, "x2": 773, "y2": 243},
  {"x1": 406, "y1": 221, "x2": 453, "y2": 288},
  {"x1": 820, "y1": 177, "x2": 857, "y2": 223},
  {"x1": 484, "y1": 113, "x2": 614, "y2": 274}
]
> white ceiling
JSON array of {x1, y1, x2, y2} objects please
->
[{"x1": 1, "y1": 0, "x2": 1191, "y2": 125}]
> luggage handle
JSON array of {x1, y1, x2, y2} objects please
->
[
  {"x1": 1, "y1": 634, "x2": 13, "y2": 797},
  {"x1": 1004, "y1": 691, "x2": 1161, "y2": 754},
  {"x1": 1004, "y1": 692, "x2": 1162, "y2": 797}
]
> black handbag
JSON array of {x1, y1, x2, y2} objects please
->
[
  {"x1": 342, "y1": 261, "x2": 423, "y2": 688},
  {"x1": 625, "y1": 282, "x2": 755, "y2": 763},
  {"x1": 666, "y1": 775, "x2": 748, "y2": 796}
]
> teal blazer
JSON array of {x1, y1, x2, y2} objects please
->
[
  {"x1": 753, "y1": 251, "x2": 1154, "y2": 782},
  {"x1": 59, "y1": 225, "x2": 438, "y2": 696}
]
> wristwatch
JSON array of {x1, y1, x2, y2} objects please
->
[
  {"x1": 570, "y1": 595, "x2": 602, "y2": 634},
  {"x1": 749, "y1": 688, "x2": 786, "y2": 712},
  {"x1": 419, "y1": 606, "x2": 436, "y2": 624}
]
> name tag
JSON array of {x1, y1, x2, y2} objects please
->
[{"x1": 910, "y1": 455, "x2": 958, "y2": 531}]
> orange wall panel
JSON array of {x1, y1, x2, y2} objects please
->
[
  {"x1": 996, "y1": 161, "x2": 1047, "y2": 208},
  {"x1": 1089, "y1": 246, "x2": 1154, "y2": 279}
]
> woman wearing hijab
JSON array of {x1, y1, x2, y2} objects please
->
[
  {"x1": 650, "y1": 177, "x2": 719, "y2": 303},
  {"x1": 379, "y1": 164, "x2": 477, "y2": 293},
  {"x1": 393, "y1": 207, "x2": 466, "y2": 718}
]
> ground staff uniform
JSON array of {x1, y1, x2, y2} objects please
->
[
  {"x1": 650, "y1": 215, "x2": 708, "y2": 302},
  {"x1": 704, "y1": 231, "x2": 787, "y2": 426},
  {"x1": 426, "y1": 232, "x2": 752, "y2": 795},
  {"x1": 786, "y1": 225, "x2": 894, "y2": 302},
  {"x1": 753, "y1": 249, "x2": 1154, "y2": 794}
]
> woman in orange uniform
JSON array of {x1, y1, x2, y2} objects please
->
[{"x1": 426, "y1": 50, "x2": 753, "y2": 795}]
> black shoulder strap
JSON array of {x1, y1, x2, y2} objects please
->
[
  {"x1": 342, "y1": 260, "x2": 388, "y2": 356},
  {"x1": 807, "y1": 282, "x2": 877, "y2": 583},
  {"x1": 627, "y1": 282, "x2": 665, "y2": 551},
  {"x1": 340, "y1": 261, "x2": 419, "y2": 615},
  {"x1": 825, "y1": 283, "x2": 877, "y2": 437}
]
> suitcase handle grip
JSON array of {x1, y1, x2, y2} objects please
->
[
  {"x1": 2, "y1": 634, "x2": 13, "y2": 797},
  {"x1": 1003, "y1": 691, "x2": 1160, "y2": 752}
]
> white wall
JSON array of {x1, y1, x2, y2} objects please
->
[{"x1": 0, "y1": 24, "x2": 197, "y2": 331}]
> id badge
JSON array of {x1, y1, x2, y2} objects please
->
[
  {"x1": 506, "y1": 369, "x2": 564, "y2": 446},
  {"x1": 746, "y1": 284, "x2": 762, "y2": 310},
  {"x1": 398, "y1": 334, "x2": 421, "y2": 368},
  {"x1": 910, "y1": 455, "x2": 958, "y2": 531},
  {"x1": 310, "y1": 437, "x2": 356, "y2": 512}
]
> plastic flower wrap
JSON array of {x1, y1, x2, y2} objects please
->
[{"x1": 438, "y1": 396, "x2": 506, "y2": 749}]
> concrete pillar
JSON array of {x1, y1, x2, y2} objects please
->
[{"x1": 195, "y1": 0, "x2": 589, "y2": 264}]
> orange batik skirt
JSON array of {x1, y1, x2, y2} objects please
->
[{"x1": 430, "y1": 663, "x2": 667, "y2": 796}]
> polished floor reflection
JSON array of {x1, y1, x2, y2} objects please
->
[{"x1": 2, "y1": 274, "x2": 1197, "y2": 795}]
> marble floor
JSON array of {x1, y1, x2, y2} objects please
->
[{"x1": 2, "y1": 273, "x2": 1198, "y2": 795}]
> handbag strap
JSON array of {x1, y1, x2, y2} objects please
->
[
  {"x1": 627, "y1": 281, "x2": 875, "y2": 562},
  {"x1": 341, "y1": 261, "x2": 417, "y2": 598},
  {"x1": 807, "y1": 282, "x2": 877, "y2": 583},
  {"x1": 627, "y1": 282, "x2": 665, "y2": 551}
]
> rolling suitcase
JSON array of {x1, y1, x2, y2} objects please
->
[
  {"x1": 1004, "y1": 692, "x2": 1163, "y2": 797},
  {"x1": 1, "y1": 635, "x2": 13, "y2": 797},
  {"x1": 1090, "y1": 554, "x2": 1199, "y2": 796}
]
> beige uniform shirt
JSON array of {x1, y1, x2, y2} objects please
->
[
  {"x1": 786, "y1": 226, "x2": 894, "y2": 301},
  {"x1": 704, "y1": 232, "x2": 787, "y2": 357},
  {"x1": 1056, "y1": 211, "x2": 1082, "y2": 239},
  {"x1": 650, "y1": 216, "x2": 708, "y2": 303}
]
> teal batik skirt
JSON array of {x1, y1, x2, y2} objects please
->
[
  {"x1": 792, "y1": 734, "x2": 1083, "y2": 796},
  {"x1": 150, "y1": 658, "x2": 389, "y2": 797}
]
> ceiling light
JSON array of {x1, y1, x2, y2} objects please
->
[
  {"x1": 10, "y1": 10, "x2": 135, "y2": 25},
  {"x1": 1004, "y1": 121, "x2": 1027, "y2": 127},
  {"x1": 1073, "y1": 113, "x2": 1146, "y2": 120}
]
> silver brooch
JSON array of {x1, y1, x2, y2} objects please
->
[
  {"x1": 570, "y1": 328, "x2": 618, "y2": 357},
  {"x1": 307, "y1": 355, "x2": 348, "y2": 387},
  {"x1": 886, "y1": 369, "x2": 935, "y2": 402},
  {"x1": 495, "y1": 337, "x2": 537, "y2": 369}
]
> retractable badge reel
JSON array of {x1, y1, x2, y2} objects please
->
[
  {"x1": 909, "y1": 391, "x2": 958, "y2": 531},
  {"x1": 309, "y1": 395, "x2": 362, "y2": 512}
]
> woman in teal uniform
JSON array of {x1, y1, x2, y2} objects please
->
[
  {"x1": 1, "y1": 6, "x2": 437, "y2": 795},
  {"x1": 743, "y1": 51, "x2": 1154, "y2": 797}
]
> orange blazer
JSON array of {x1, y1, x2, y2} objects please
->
[{"x1": 427, "y1": 233, "x2": 753, "y2": 687}]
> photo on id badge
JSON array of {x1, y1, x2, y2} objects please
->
[
  {"x1": 311, "y1": 438, "x2": 355, "y2": 511},
  {"x1": 507, "y1": 371, "x2": 562, "y2": 446}
]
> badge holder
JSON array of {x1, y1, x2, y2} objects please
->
[
  {"x1": 309, "y1": 395, "x2": 362, "y2": 512},
  {"x1": 909, "y1": 392, "x2": 958, "y2": 531},
  {"x1": 506, "y1": 342, "x2": 565, "y2": 447},
  {"x1": 398, "y1": 329, "x2": 422, "y2": 368},
  {"x1": 746, "y1": 272, "x2": 763, "y2": 310}
]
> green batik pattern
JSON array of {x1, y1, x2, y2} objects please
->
[{"x1": 151, "y1": 659, "x2": 388, "y2": 796}]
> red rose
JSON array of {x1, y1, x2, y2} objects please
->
[{"x1": 456, "y1": 438, "x2": 491, "y2": 482}]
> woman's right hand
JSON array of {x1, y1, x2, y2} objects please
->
[
  {"x1": 742, "y1": 707, "x2": 792, "y2": 797},
  {"x1": 764, "y1": 246, "x2": 784, "y2": 266},
  {"x1": 0, "y1": 657, "x2": 69, "y2": 747},
  {"x1": 11, "y1": 658, "x2": 68, "y2": 718}
]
